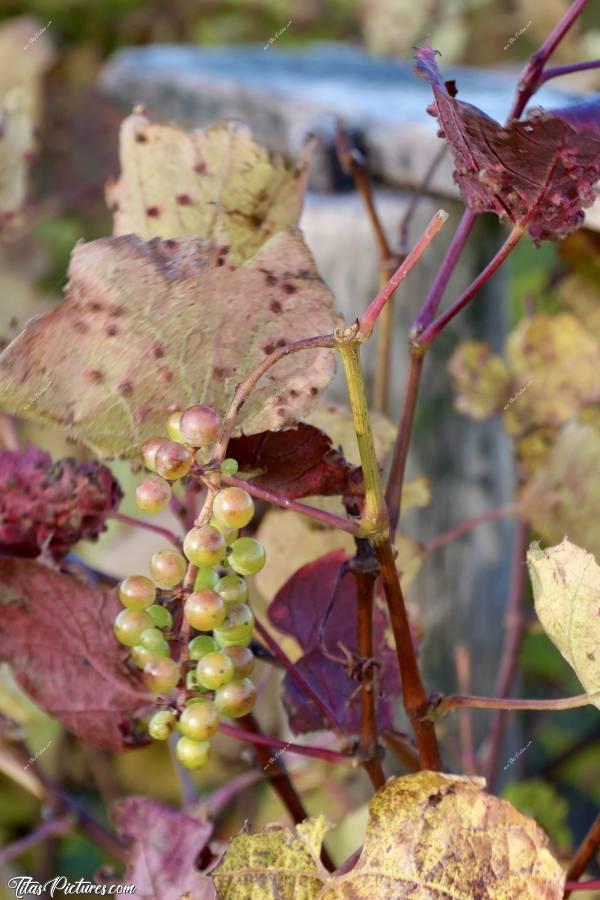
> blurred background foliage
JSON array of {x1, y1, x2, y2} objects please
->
[{"x1": 0, "y1": 0, "x2": 599, "y2": 893}]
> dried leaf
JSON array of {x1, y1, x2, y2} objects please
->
[
  {"x1": 306, "y1": 403, "x2": 396, "y2": 469},
  {"x1": 228, "y1": 425, "x2": 362, "y2": 500},
  {"x1": 268, "y1": 550, "x2": 403, "y2": 735},
  {"x1": 558, "y1": 272, "x2": 600, "y2": 341},
  {"x1": 318, "y1": 772, "x2": 564, "y2": 899},
  {"x1": 448, "y1": 341, "x2": 510, "y2": 420},
  {"x1": 0, "y1": 445, "x2": 122, "y2": 559},
  {"x1": 107, "y1": 113, "x2": 309, "y2": 263},
  {"x1": 0, "y1": 230, "x2": 337, "y2": 457},
  {"x1": 519, "y1": 423, "x2": 600, "y2": 560},
  {"x1": 0, "y1": 559, "x2": 148, "y2": 751},
  {"x1": 113, "y1": 797, "x2": 215, "y2": 900},
  {"x1": 414, "y1": 44, "x2": 600, "y2": 241},
  {"x1": 528, "y1": 538, "x2": 600, "y2": 709},
  {"x1": 212, "y1": 815, "x2": 329, "y2": 899}
]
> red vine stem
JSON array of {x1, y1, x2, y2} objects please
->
[
  {"x1": 426, "y1": 504, "x2": 518, "y2": 553},
  {"x1": 107, "y1": 511, "x2": 182, "y2": 547},
  {"x1": 0, "y1": 814, "x2": 74, "y2": 867},
  {"x1": 218, "y1": 721, "x2": 354, "y2": 767},
  {"x1": 564, "y1": 810, "x2": 600, "y2": 897},
  {"x1": 222, "y1": 473, "x2": 360, "y2": 536},
  {"x1": 540, "y1": 59, "x2": 600, "y2": 85},
  {"x1": 565, "y1": 881, "x2": 600, "y2": 894},
  {"x1": 433, "y1": 692, "x2": 597, "y2": 714}
]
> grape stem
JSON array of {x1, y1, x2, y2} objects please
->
[
  {"x1": 425, "y1": 503, "x2": 518, "y2": 553},
  {"x1": 0, "y1": 813, "x2": 74, "y2": 867},
  {"x1": 107, "y1": 511, "x2": 182, "y2": 547},
  {"x1": 424, "y1": 692, "x2": 599, "y2": 718},
  {"x1": 218, "y1": 721, "x2": 355, "y2": 766},
  {"x1": 564, "y1": 809, "x2": 600, "y2": 897}
]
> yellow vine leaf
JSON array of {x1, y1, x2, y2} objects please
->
[
  {"x1": 106, "y1": 112, "x2": 310, "y2": 263},
  {"x1": 0, "y1": 230, "x2": 337, "y2": 457},
  {"x1": 305, "y1": 403, "x2": 397, "y2": 468},
  {"x1": 317, "y1": 772, "x2": 564, "y2": 899},
  {"x1": 528, "y1": 538, "x2": 600, "y2": 709},
  {"x1": 448, "y1": 341, "x2": 510, "y2": 420},
  {"x1": 211, "y1": 815, "x2": 330, "y2": 899},
  {"x1": 558, "y1": 272, "x2": 600, "y2": 341},
  {"x1": 519, "y1": 423, "x2": 600, "y2": 559}
]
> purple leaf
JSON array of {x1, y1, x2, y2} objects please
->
[
  {"x1": 268, "y1": 550, "x2": 403, "y2": 735},
  {"x1": 0, "y1": 559, "x2": 148, "y2": 751},
  {"x1": 0, "y1": 445, "x2": 122, "y2": 559},
  {"x1": 227, "y1": 424, "x2": 363, "y2": 500},
  {"x1": 113, "y1": 797, "x2": 216, "y2": 900},
  {"x1": 414, "y1": 44, "x2": 600, "y2": 241}
]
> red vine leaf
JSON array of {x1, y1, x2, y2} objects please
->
[
  {"x1": 0, "y1": 559, "x2": 149, "y2": 751},
  {"x1": 228, "y1": 424, "x2": 363, "y2": 500},
  {"x1": 0, "y1": 230, "x2": 336, "y2": 457},
  {"x1": 0, "y1": 445, "x2": 122, "y2": 559},
  {"x1": 268, "y1": 550, "x2": 403, "y2": 735},
  {"x1": 414, "y1": 45, "x2": 600, "y2": 241},
  {"x1": 113, "y1": 797, "x2": 216, "y2": 900}
]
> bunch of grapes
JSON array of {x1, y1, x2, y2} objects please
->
[{"x1": 114, "y1": 404, "x2": 265, "y2": 770}]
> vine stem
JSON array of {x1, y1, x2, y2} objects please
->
[
  {"x1": 564, "y1": 810, "x2": 600, "y2": 897},
  {"x1": 358, "y1": 210, "x2": 448, "y2": 340},
  {"x1": 540, "y1": 59, "x2": 600, "y2": 85},
  {"x1": 336, "y1": 331, "x2": 441, "y2": 770},
  {"x1": 385, "y1": 351, "x2": 423, "y2": 536},
  {"x1": 107, "y1": 511, "x2": 182, "y2": 547},
  {"x1": 431, "y1": 692, "x2": 597, "y2": 715},
  {"x1": 425, "y1": 504, "x2": 518, "y2": 553},
  {"x1": 221, "y1": 473, "x2": 361, "y2": 536},
  {"x1": 0, "y1": 814, "x2": 74, "y2": 867},
  {"x1": 454, "y1": 645, "x2": 478, "y2": 775},
  {"x1": 565, "y1": 881, "x2": 600, "y2": 895},
  {"x1": 218, "y1": 721, "x2": 354, "y2": 767}
]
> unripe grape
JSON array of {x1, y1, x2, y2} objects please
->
[
  {"x1": 214, "y1": 678, "x2": 257, "y2": 718},
  {"x1": 150, "y1": 548, "x2": 187, "y2": 589},
  {"x1": 196, "y1": 651, "x2": 235, "y2": 690},
  {"x1": 183, "y1": 525, "x2": 226, "y2": 568},
  {"x1": 220, "y1": 458, "x2": 239, "y2": 476},
  {"x1": 184, "y1": 589, "x2": 226, "y2": 631},
  {"x1": 180, "y1": 405, "x2": 220, "y2": 448},
  {"x1": 131, "y1": 643, "x2": 169, "y2": 669},
  {"x1": 228, "y1": 537, "x2": 266, "y2": 576},
  {"x1": 141, "y1": 437, "x2": 164, "y2": 472},
  {"x1": 139, "y1": 627, "x2": 169, "y2": 652},
  {"x1": 166, "y1": 410, "x2": 185, "y2": 443},
  {"x1": 148, "y1": 709, "x2": 176, "y2": 740},
  {"x1": 144, "y1": 657, "x2": 180, "y2": 693},
  {"x1": 213, "y1": 604, "x2": 254, "y2": 646},
  {"x1": 213, "y1": 487, "x2": 254, "y2": 530},
  {"x1": 194, "y1": 567, "x2": 219, "y2": 591},
  {"x1": 223, "y1": 645, "x2": 255, "y2": 679},
  {"x1": 176, "y1": 736, "x2": 210, "y2": 770},
  {"x1": 114, "y1": 609, "x2": 154, "y2": 647},
  {"x1": 209, "y1": 516, "x2": 238, "y2": 546},
  {"x1": 146, "y1": 604, "x2": 173, "y2": 630},
  {"x1": 154, "y1": 441, "x2": 193, "y2": 481},
  {"x1": 119, "y1": 575, "x2": 156, "y2": 610},
  {"x1": 188, "y1": 635, "x2": 217, "y2": 661},
  {"x1": 179, "y1": 700, "x2": 219, "y2": 741},
  {"x1": 215, "y1": 574, "x2": 248, "y2": 608},
  {"x1": 135, "y1": 475, "x2": 172, "y2": 514}
]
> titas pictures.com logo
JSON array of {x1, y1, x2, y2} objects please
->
[{"x1": 7, "y1": 877, "x2": 135, "y2": 897}]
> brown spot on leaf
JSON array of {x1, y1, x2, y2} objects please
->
[
  {"x1": 146, "y1": 206, "x2": 160, "y2": 217},
  {"x1": 176, "y1": 194, "x2": 193, "y2": 206},
  {"x1": 283, "y1": 283, "x2": 297, "y2": 295},
  {"x1": 270, "y1": 301, "x2": 282, "y2": 314},
  {"x1": 106, "y1": 324, "x2": 119, "y2": 337},
  {"x1": 84, "y1": 369, "x2": 104, "y2": 384},
  {"x1": 135, "y1": 132, "x2": 148, "y2": 143},
  {"x1": 72, "y1": 321, "x2": 89, "y2": 334},
  {"x1": 263, "y1": 343, "x2": 275, "y2": 355},
  {"x1": 194, "y1": 161, "x2": 206, "y2": 174},
  {"x1": 118, "y1": 379, "x2": 134, "y2": 397},
  {"x1": 149, "y1": 342, "x2": 165, "y2": 359}
]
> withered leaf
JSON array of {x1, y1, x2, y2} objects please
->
[
  {"x1": 0, "y1": 229, "x2": 336, "y2": 457},
  {"x1": 448, "y1": 340, "x2": 510, "y2": 420}
]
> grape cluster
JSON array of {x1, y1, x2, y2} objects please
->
[{"x1": 114, "y1": 405, "x2": 265, "y2": 770}]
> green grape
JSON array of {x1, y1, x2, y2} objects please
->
[
  {"x1": 188, "y1": 635, "x2": 217, "y2": 661},
  {"x1": 150, "y1": 548, "x2": 187, "y2": 589},
  {"x1": 209, "y1": 516, "x2": 238, "y2": 546},
  {"x1": 214, "y1": 574, "x2": 248, "y2": 608},
  {"x1": 223, "y1": 644, "x2": 255, "y2": 679},
  {"x1": 131, "y1": 643, "x2": 168, "y2": 669},
  {"x1": 220, "y1": 458, "x2": 239, "y2": 476},
  {"x1": 146, "y1": 604, "x2": 173, "y2": 630},
  {"x1": 196, "y1": 651, "x2": 235, "y2": 690},
  {"x1": 194, "y1": 567, "x2": 219, "y2": 591},
  {"x1": 143, "y1": 657, "x2": 180, "y2": 693},
  {"x1": 227, "y1": 537, "x2": 266, "y2": 576},
  {"x1": 140, "y1": 437, "x2": 164, "y2": 472},
  {"x1": 179, "y1": 405, "x2": 220, "y2": 448},
  {"x1": 214, "y1": 631, "x2": 252, "y2": 649},
  {"x1": 148, "y1": 709, "x2": 176, "y2": 740},
  {"x1": 119, "y1": 575, "x2": 156, "y2": 610},
  {"x1": 214, "y1": 678, "x2": 257, "y2": 719},
  {"x1": 155, "y1": 441, "x2": 193, "y2": 481},
  {"x1": 113, "y1": 609, "x2": 154, "y2": 647},
  {"x1": 139, "y1": 627, "x2": 169, "y2": 652},
  {"x1": 135, "y1": 475, "x2": 172, "y2": 514},
  {"x1": 212, "y1": 486, "x2": 254, "y2": 530},
  {"x1": 178, "y1": 700, "x2": 219, "y2": 741},
  {"x1": 213, "y1": 604, "x2": 254, "y2": 646},
  {"x1": 166, "y1": 410, "x2": 185, "y2": 443},
  {"x1": 184, "y1": 590, "x2": 226, "y2": 631},
  {"x1": 183, "y1": 525, "x2": 226, "y2": 568},
  {"x1": 175, "y1": 736, "x2": 210, "y2": 770}
]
